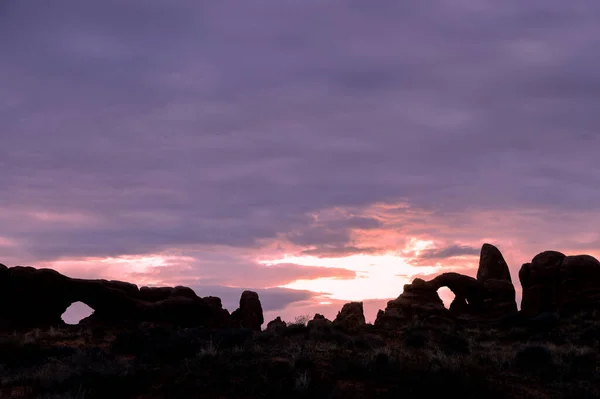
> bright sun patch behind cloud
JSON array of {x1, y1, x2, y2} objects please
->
[{"x1": 258, "y1": 239, "x2": 442, "y2": 301}]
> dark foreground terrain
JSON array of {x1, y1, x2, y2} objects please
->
[{"x1": 1, "y1": 311, "x2": 600, "y2": 399}]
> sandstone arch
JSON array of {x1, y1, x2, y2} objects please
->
[
  {"x1": 426, "y1": 272, "x2": 485, "y2": 314},
  {"x1": 375, "y1": 243, "x2": 518, "y2": 328},
  {"x1": 0, "y1": 265, "x2": 256, "y2": 331}
]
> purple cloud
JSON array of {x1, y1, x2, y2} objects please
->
[
  {"x1": 418, "y1": 245, "x2": 481, "y2": 260},
  {"x1": 2, "y1": 0, "x2": 600, "y2": 317}
]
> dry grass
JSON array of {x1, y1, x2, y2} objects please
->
[{"x1": 1, "y1": 313, "x2": 600, "y2": 398}]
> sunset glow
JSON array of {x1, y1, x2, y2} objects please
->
[{"x1": 259, "y1": 244, "x2": 443, "y2": 301}]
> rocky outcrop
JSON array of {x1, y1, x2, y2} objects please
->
[
  {"x1": 139, "y1": 286, "x2": 198, "y2": 302},
  {"x1": 375, "y1": 243, "x2": 517, "y2": 328},
  {"x1": 202, "y1": 296, "x2": 232, "y2": 327},
  {"x1": 308, "y1": 313, "x2": 333, "y2": 331},
  {"x1": 520, "y1": 251, "x2": 600, "y2": 317},
  {"x1": 375, "y1": 278, "x2": 453, "y2": 329},
  {"x1": 477, "y1": 244, "x2": 518, "y2": 319},
  {"x1": 519, "y1": 251, "x2": 565, "y2": 316},
  {"x1": 231, "y1": 290, "x2": 264, "y2": 331},
  {"x1": 333, "y1": 302, "x2": 366, "y2": 332},
  {"x1": 266, "y1": 316, "x2": 287, "y2": 333},
  {"x1": 427, "y1": 272, "x2": 484, "y2": 311},
  {"x1": 560, "y1": 255, "x2": 600, "y2": 314},
  {"x1": 0, "y1": 264, "x2": 252, "y2": 331},
  {"x1": 478, "y1": 243, "x2": 512, "y2": 281}
]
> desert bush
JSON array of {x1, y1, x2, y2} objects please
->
[
  {"x1": 0, "y1": 336, "x2": 76, "y2": 368},
  {"x1": 505, "y1": 326, "x2": 531, "y2": 341},
  {"x1": 260, "y1": 357, "x2": 295, "y2": 391},
  {"x1": 111, "y1": 325, "x2": 199, "y2": 362},
  {"x1": 293, "y1": 354, "x2": 315, "y2": 372},
  {"x1": 292, "y1": 314, "x2": 311, "y2": 326},
  {"x1": 439, "y1": 331, "x2": 471, "y2": 355},
  {"x1": 111, "y1": 329, "x2": 145, "y2": 356},
  {"x1": 514, "y1": 345, "x2": 554, "y2": 372},
  {"x1": 205, "y1": 328, "x2": 253, "y2": 348},
  {"x1": 253, "y1": 329, "x2": 278, "y2": 343},
  {"x1": 346, "y1": 333, "x2": 386, "y2": 350},
  {"x1": 403, "y1": 329, "x2": 428, "y2": 349},
  {"x1": 578, "y1": 325, "x2": 600, "y2": 345},
  {"x1": 293, "y1": 371, "x2": 311, "y2": 393},
  {"x1": 568, "y1": 349, "x2": 597, "y2": 377},
  {"x1": 282, "y1": 323, "x2": 309, "y2": 338},
  {"x1": 529, "y1": 312, "x2": 560, "y2": 331}
]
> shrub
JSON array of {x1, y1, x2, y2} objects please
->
[
  {"x1": 403, "y1": 329, "x2": 428, "y2": 349},
  {"x1": 439, "y1": 331, "x2": 470, "y2": 355},
  {"x1": 347, "y1": 333, "x2": 386, "y2": 350},
  {"x1": 505, "y1": 327, "x2": 531, "y2": 341},
  {"x1": 514, "y1": 345, "x2": 553, "y2": 371},
  {"x1": 529, "y1": 312, "x2": 560, "y2": 331},
  {"x1": 579, "y1": 325, "x2": 600, "y2": 345},
  {"x1": 281, "y1": 323, "x2": 309, "y2": 338},
  {"x1": 292, "y1": 315, "x2": 311, "y2": 326}
]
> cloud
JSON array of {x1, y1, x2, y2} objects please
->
[
  {"x1": 1, "y1": 0, "x2": 600, "y2": 310},
  {"x1": 300, "y1": 246, "x2": 382, "y2": 258},
  {"x1": 36, "y1": 253, "x2": 356, "y2": 290},
  {"x1": 417, "y1": 245, "x2": 481, "y2": 260}
]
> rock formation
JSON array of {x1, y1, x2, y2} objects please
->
[
  {"x1": 231, "y1": 290, "x2": 264, "y2": 331},
  {"x1": 375, "y1": 243, "x2": 517, "y2": 328},
  {"x1": 375, "y1": 278, "x2": 453, "y2": 329},
  {"x1": 333, "y1": 302, "x2": 366, "y2": 332},
  {"x1": 520, "y1": 251, "x2": 600, "y2": 317},
  {"x1": 138, "y1": 286, "x2": 198, "y2": 302},
  {"x1": 308, "y1": 313, "x2": 333, "y2": 331},
  {"x1": 201, "y1": 296, "x2": 233, "y2": 327},
  {"x1": 0, "y1": 264, "x2": 263, "y2": 332},
  {"x1": 427, "y1": 272, "x2": 484, "y2": 312},
  {"x1": 266, "y1": 316, "x2": 287, "y2": 333},
  {"x1": 5, "y1": 242, "x2": 600, "y2": 333},
  {"x1": 477, "y1": 243, "x2": 518, "y2": 319},
  {"x1": 519, "y1": 250, "x2": 565, "y2": 316}
]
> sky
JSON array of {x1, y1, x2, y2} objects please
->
[{"x1": 2, "y1": 1, "x2": 600, "y2": 325}]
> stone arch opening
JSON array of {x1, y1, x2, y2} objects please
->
[
  {"x1": 427, "y1": 273, "x2": 484, "y2": 315},
  {"x1": 436, "y1": 287, "x2": 455, "y2": 310},
  {"x1": 61, "y1": 301, "x2": 94, "y2": 325}
]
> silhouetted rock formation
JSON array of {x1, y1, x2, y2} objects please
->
[
  {"x1": 519, "y1": 250, "x2": 565, "y2": 316},
  {"x1": 520, "y1": 251, "x2": 600, "y2": 317},
  {"x1": 202, "y1": 296, "x2": 233, "y2": 326},
  {"x1": 231, "y1": 290, "x2": 264, "y2": 331},
  {"x1": 375, "y1": 278, "x2": 453, "y2": 329},
  {"x1": 375, "y1": 243, "x2": 517, "y2": 328},
  {"x1": 478, "y1": 243, "x2": 512, "y2": 281},
  {"x1": 333, "y1": 302, "x2": 366, "y2": 332},
  {"x1": 0, "y1": 265, "x2": 252, "y2": 331},
  {"x1": 266, "y1": 316, "x2": 287, "y2": 333},
  {"x1": 138, "y1": 286, "x2": 197, "y2": 302},
  {"x1": 307, "y1": 313, "x2": 333, "y2": 330},
  {"x1": 428, "y1": 272, "x2": 484, "y2": 313},
  {"x1": 477, "y1": 243, "x2": 518, "y2": 319},
  {"x1": 5, "y1": 242, "x2": 600, "y2": 334}
]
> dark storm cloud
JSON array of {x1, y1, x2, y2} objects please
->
[
  {"x1": 300, "y1": 246, "x2": 382, "y2": 258},
  {"x1": 418, "y1": 245, "x2": 481, "y2": 260},
  {"x1": 1, "y1": 0, "x2": 600, "y2": 272}
]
